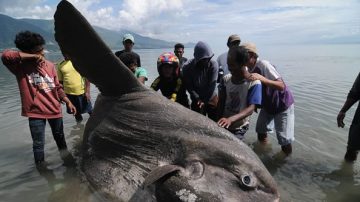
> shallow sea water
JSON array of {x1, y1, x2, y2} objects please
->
[{"x1": 0, "y1": 44, "x2": 359, "y2": 202}]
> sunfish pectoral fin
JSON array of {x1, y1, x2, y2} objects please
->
[
  {"x1": 54, "y1": 0, "x2": 143, "y2": 96},
  {"x1": 143, "y1": 165, "x2": 182, "y2": 189}
]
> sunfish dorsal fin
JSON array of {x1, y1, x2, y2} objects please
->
[{"x1": 54, "y1": 0, "x2": 143, "y2": 96}]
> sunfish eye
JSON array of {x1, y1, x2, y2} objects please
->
[
  {"x1": 242, "y1": 175, "x2": 251, "y2": 185},
  {"x1": 240, "y1": 174, "x2": 256, "y2": 188}
]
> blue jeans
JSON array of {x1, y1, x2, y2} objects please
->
[{"x1": 28, "y1": 117, "x2": 68, "y2": 162}]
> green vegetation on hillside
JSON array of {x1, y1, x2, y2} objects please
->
[{"x1": 0, "y1": 14, "x2": 193, "y2": 51}]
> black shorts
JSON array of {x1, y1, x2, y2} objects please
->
[{"x1": 66, "y1": 94, "x2": 93, "y2": 115}]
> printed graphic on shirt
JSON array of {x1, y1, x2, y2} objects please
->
[
  {"x1": 27, "y1": 73, "x2": 55, "y2": 93},
  {"x1": 223, "y1": 79, "x2": 262, "y2": 117}
]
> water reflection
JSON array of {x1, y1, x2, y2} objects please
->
[
  {"x1": 36, "y1": 164, "x2": 91, "y2": 202},
  {"x1": 252, "y1": 141, "x2": 289, "y2": 175},
  {"x1": 35, "y1": 121, "x2": 95, "y2": 202},
  {"x1": 315, "y1": 162, "x2": 360, "y2": 202},
  {"x1": 1, "y1": 46, "x2": 360, "y2": 201}
]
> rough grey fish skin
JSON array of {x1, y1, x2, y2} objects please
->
[{"x1": 54, "y1": 1, "x2": 279, "y2": 201}]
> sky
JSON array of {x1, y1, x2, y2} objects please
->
[{"x1": 0, "y1": 0, "x2": 359, "y2": 49}]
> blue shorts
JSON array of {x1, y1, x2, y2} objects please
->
[
  {"x1": 256, "y1": 104, "x2": 295, "y2": 146},
  {"x1": 66, "y1": 94, "x2": 93, "y2": 115}
]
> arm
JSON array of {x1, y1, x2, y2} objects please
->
[
  {"x1": 169, "y1": 78, "x2": 183, "y2": 102},
  {"x1": 136, "y1": 67, "x2": 148, "y2": 84},
  {"x1": 183, "y1": 64, "x2": 201, "y2": 102},
  {"x1": 204, "y1": 61, "x2": 219, "y2": 103},
  {"x1": 337, "y1": 73, "x2": 360, "y2": 128},
  {"x1": 337, "y1": 98, "x2": 358, "y2": 128},
  {"x1": 84, "y1": 78, "x2": 91, "y2": 101},
  {"x1": 150, "y1": 77, "x2": 161, "y2": 91},
  {"x1": 249, "y1": 73, "x2": 285, "y2": 91},
  {"x1": 218, "y1": 80, "x2": 262, "y2": 128},
  {"x1": 62, "y1": 96, "x2": 77, "y2": 115},
  {"x1": 218, "y1": 105, "x2": 255, "y2": 128},
  {"x1": 56, "y1": 62, "x2": 64, "y2": 84},
  {"x1": 1, "y1": 50, "x2": 44, "y2": 74},
  {"x1": 248, "y1": 61, "x2": 285, "y2": 91},
  {"x1": 52, "y1": 65, "x2": 76, "y2": 114},
  {"x1": 138, "y1": 77, "x2": 146, "y2": 84},
  {"x1": 19, "y1": 52, "x2": 44, "y2": 62},
  {"x1": 216, "y1": 79, "x2": 226, "y2": 120},
  {"x1": 187, "y1": 86, "x2": 200, "y2": 103}
]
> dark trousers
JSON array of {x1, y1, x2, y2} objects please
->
[
  {"x1": 191, "y1": 102, "x2": 217, "y2": 121},
  {"x1": 348, "y1": 104, "x2": 360, "y2": 150},
  {"x1": 28, "y1": 117, "x2": 67, "y2": 162}
]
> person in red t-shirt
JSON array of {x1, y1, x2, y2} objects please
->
[{"x1": 1, "y1": 31, "x2": 76, "y2": 166}]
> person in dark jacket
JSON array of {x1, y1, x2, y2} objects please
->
[
  {"x1": 182, "y1": 41, "x2": 219, "y2": 121},
  {"x1": 337, "y1": 72, "x2": 360, "y2": 162}
]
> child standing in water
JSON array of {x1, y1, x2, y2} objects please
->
[
  {"x1": 57, "y1": 53, "x2": 93, "y2": 123},
  {"x1": 217, "y1": 46, "x2": 262, "y2": 140},
  {"x1": 1, "y1": 31, "x2": 76, "y2": 165}
]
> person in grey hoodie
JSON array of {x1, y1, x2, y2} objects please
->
[{"x1": 182, "y1": 41, "x2": 219, "y2": 121}]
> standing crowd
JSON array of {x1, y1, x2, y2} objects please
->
[{"x1": 1, "y1": 30, "x2": 359, "y2": 167}]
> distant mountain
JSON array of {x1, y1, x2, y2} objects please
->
[
  {"x1": 0, "y1": 14, "x2": 194, "y2": 51},
  {"x1": 0, "y1": 14, "x2": 57, "y2": 50}
]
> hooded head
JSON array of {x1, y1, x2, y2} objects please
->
[{"x1": 193, "y1": 41, "x2": 214, "y2": 64}]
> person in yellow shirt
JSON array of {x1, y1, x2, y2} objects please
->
[{"x1": 57, "y1": 54, "x2": 93, "y2": 123}]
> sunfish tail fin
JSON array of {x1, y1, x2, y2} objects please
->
[{"x1": 54, "y1": 0, "x2": 143, "y2": 96}]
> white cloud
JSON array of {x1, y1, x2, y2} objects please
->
[
  {"x1": 0, "y1": 0, "x2": 42, "y2": 11},
  {"x1": 0, "y1": 0, "x2": 54, "y2": 19},
  {"x1": 0, "y1": 0, "x2": 359, "y2": 46},
  {"x1": 115, "y1": 0, "x2": 184, "y2": 31}
]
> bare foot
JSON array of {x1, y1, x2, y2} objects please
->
[{"x1": 258, "y1": 133, "x2": 268, "y2": 144}]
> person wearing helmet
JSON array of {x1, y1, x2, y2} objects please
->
[{"x1": 151, "y1": 52, "x2": 189, "y2": 108}]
